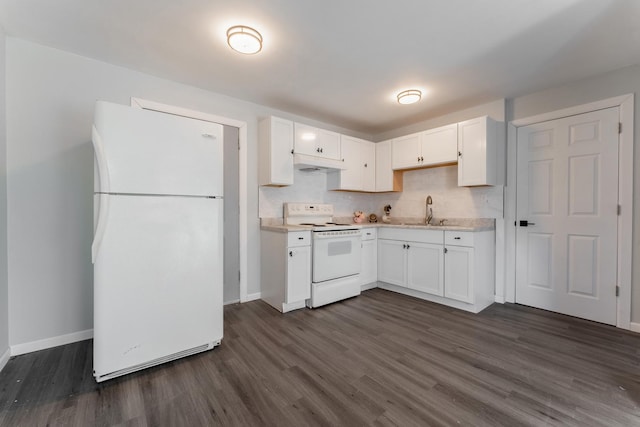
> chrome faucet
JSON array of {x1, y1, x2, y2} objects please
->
[{"x1": 425, "y1": 196, "x2": 433, "y2": 224}]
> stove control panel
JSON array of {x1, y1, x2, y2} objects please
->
[{"x1": 284, "y1": 203, "x2": 333, "y2": 217}]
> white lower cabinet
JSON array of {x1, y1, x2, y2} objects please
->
[
  {"x1": 261, "y1": 230, "x2": 311, "y2": 313},
  {"x1": 360, "y1": 228, "x2": 377, "y2": 290},
  {"x1": 376, "y1": 227, "x2": 495, "y2": 313}
]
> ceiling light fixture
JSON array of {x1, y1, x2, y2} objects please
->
[
  {"x1": 397, "y1": 89, "x2": 422, "y2": 105},
  {"x1": 227, "y1": 25, "x2": 263, "y2": 55}
]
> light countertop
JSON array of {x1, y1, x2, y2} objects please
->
[{"x1": 260, "y1": 217, "x2": 495, "y2": 233}]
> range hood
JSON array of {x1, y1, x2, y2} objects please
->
[{"x1": 293, "y1": 153, "x2": 346, "y2": 172}]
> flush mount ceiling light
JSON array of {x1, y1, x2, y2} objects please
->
[
  {"x1": 397, "y1": 89, "x2": 422, "y2": 105},
  {"x1": 227, "y1": 25, "x2": 263, "y2": 54}
]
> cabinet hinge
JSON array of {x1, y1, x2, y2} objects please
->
[
  {"x1": 617, "y1": 204, "x2": 622, "y2": 216},
  {"x1": 238, "y1": 271, "x2": 241, "y2": 282},
  {"x1": 616, "y1": 285, "x2": 620, "y2": 297},
  {"x1": 619, "y1": 122, "x2": 622, "y2": 134}
]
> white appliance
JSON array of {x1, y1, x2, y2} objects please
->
[
  {"x1": 283, "y1": 203, "x2": 361, "y2": 307},
  {"x1": 91, "y1": 101, "x2": 224, "y2": 382}
]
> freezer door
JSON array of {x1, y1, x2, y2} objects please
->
[
  {"x1": 93, "y1": 101, "x2": 223, "y2": 197},
  {"x1": 93, "y1": 195, "x2": 223, "y2": 378}
]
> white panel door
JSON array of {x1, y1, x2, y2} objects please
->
[
  {"x1": 93, "y1": 101, "x2": 223, "y2": 196},
  {"x1": 407, "y1": 242, "x2": 444, "y2": 296},
  {"x1": 93, "y1": 195, "x2": 223, "y2": 377},
  {"x1": 515, "y1": 107, "x2": 619, "y2": 325},
  {"x1": 377, "y1": 239, "x2": 406, "y2": 286}
]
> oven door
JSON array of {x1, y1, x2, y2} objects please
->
[{"x1": 312, "y1": 230, "x2": 361, "y2": 283}]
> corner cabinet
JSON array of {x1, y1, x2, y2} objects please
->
[
  {"x1": 457, "y1": 116, "x2": 497, "y2": 186},
  {"x1": 261, "y1": 230, "x2": 311, "y2": 313},
  {"x1": 328, "y1": 135, "x2": 375, "y2": 191},
  {"x1": 258, "y1": 116, "x2": 294, "y2": 186}
]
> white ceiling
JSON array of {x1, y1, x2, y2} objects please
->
[{"x1": 1, "y1": 0, "x2": 639, "y2": 134}]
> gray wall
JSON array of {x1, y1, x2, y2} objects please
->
[
  {"x1": 509, "y1": 62, "x2": 640, "y2": 322},
  {"x1": 0, "y1": 26, "x2": 9, "y2": 359},
  {"x1": 5, "y1": 38, "x2": 369, "y2": 347}
]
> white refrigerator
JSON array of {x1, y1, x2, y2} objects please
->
[{"x1": 91, "y1": 101, "x2": 224, "y2": 382}]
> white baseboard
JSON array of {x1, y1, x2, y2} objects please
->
[
  {"x1": 0, "y1": 347, "x2": 10, "y2": 372},
  {"x1": 224, "y1": 298, "x2": 241, "y2": 305},
  {"x1": 11, "y1": 329, "x2": 94, "y2": 356},
  {"x1": 245, "y1": 292, "x2": 262, "y2": 302},
  {"x1": 629, "y1": 322, "x2": 640, "y2": 333},
  {"x1": 494, "y1": 295, "x2": 505, "y2": 304},
  {"x1": 361, "y1": 282, "x2": 378, "y2": 291}
]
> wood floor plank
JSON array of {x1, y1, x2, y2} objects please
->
[{"x1": 2, "y1": 288, "x2": 640, "y2": 426}]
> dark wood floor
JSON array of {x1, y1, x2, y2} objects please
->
[{"x1": 2, "y1": 288, "x2": 640, "y2": 426}]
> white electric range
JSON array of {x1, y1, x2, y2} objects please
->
[{"x1": 284, "y1": 203, "x2": 362, "y2": 307}]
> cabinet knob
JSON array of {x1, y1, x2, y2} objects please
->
[
  {"x1": 317, "y1": 148, "x2": 321, "y2": 153},
  {"x1": 291, "y1": 149, "x2": 294, "y2": 154},
  {"x1": 458, "y1": 151, "x2": 462, "y2": 157},
  {"x1": 320, "y1": 148, "x2": 324, "y2": 153},
  {"x1": 364, "y1": 163, "x2": 368, "y2": 167},
  {"x1": 407, "y1": 244, "x2": 410, "y2": 249},
  {"x1": 444, "y1": 247, "x2": 448, "y2": 254},
  {"x1": 402, "y1": 244, "x2": 407, "y2": 249},
  {"x1": 454, "y1": 237, "x2": 461, "y2": 240},
  {"x1": 289, "y1": 251, "x2": 293, "y2": 257},
  {"x1": 298, "y1": 237, "x2": 304, "y2": 240}
]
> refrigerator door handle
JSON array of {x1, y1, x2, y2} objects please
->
[
  {"x1": 92, "y1": 193, "x2": 110, "y2": 263},
  {"x1": 92, "y1": 125, "x2": 110, "y2": 193}
]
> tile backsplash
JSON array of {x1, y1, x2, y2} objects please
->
[{"x1": 259, "y1": 165, "x2": 503, "y2": 220}]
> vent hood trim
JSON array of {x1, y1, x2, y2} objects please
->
[{"x1": 293, "y1": 153, "x2": 346, "y2": 171}]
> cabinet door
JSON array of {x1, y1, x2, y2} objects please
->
[
  {"x1": 406, "y1": 242, "x2": 444, "y2": 296},
  {"x1": 377, "y1": 239, "x2": 406, "y2": 286},
  {"x1": 267, "y1": 117, "x2": 294, "y2": 185},
  {"x1": 317, "y1": 128, "x2": 341, "y2": 160},
  {"x1": 375, "y1": 140, "x2": 393, "y2": 191},
  {"x1": 444, "y1": 245, "x2": 474, "y2": 303},
  {"x1": 458, "y1": 117, "x2": 496, "y2": 186},
  {"x1": 421, "y1": 123, "x2": 458, "y2": 166},
  {"x1": 362, "y1": 142, "x2": 376, "y2": 192},
  {"x1": 392, "y1": 133, "x2": 421, "y2": 170},
  {"x1": 339, "y1": 135, "x2": 364, "y2": 190},
  {"x1": 294, "y1": 123, "x2": 322, "y2": 157},
  {"x1": 361, "y1": 239, "x2": 378, "y2": 286},
  {"x1": 286, "y1": 246, "x2": 311, "y2": 303}
]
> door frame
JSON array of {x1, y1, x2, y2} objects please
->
[
  {"x1": 504, "y1": 94, "x2": 634, "y2": 329},
  {"x1": 130, "y1": 97, "x2": 249, "y2": 304}
]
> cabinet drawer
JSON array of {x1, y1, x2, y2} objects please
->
[
  {"x1": 361, "y1": 228, "x2": 377, "y2": 241},
  {"x1": 445, "y1": 231, "x2": 474, "y2": 247},
  {"x1": 287, "y1": 231, "x2": 311, "y2": 247},
  {"x1": 378, "y1": 227, "x2": 443, "y2": 244}
]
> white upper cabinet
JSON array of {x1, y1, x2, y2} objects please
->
[
  {"x1": 328, "y1": 135, "x2": 375, "y2": 191},
  {"x1": 391, "y1": 132, "x2": 422, "y2": 170},
  {"x1": 375, "y1": 140, "x2": 402, "y2": 192},
  {"x1": 392, "y1": 124, "x2": 458, "y2": 170},
  {"x1": 421, "y1": 123, "x2": 458, "y2": 166},
  {"x1": 258, "y1": 116, "x2": 294, "y2": 186},
  {"x1": 294, "y1": 123, "x2": 341, "y2": 160},
  {"x1": 457, "y1": 116, "x2": 497, "y2": 186}
]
